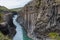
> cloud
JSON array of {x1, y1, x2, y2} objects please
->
[{"x1": 0, "y1": 0, "x2": 31, "y2": 9}]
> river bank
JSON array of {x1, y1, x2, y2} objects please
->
[{"x1": 13, "y1": 15, "x2": 32, "y2": 40}]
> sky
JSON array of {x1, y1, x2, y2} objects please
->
[{"x1": 0, "y1": 0, "x2": 31, "y2": 9}]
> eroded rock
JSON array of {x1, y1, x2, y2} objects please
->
[{"x1": 17, "y1": 0, "x2": 60, "y2": 40}]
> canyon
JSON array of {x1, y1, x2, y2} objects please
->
[{"x1": 17, "y1": 0, "x2": 60, "y2": 40}]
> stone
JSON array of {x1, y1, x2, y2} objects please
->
[{"x1": 17, "y1": 0, "x2": 60, "y2": 40}]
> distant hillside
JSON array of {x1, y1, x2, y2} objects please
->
[
  {"x1": 10, "y1": 7, "x2": 22, "y2": 12},
  {"x1": 0, "y1": 6, "x2": 8, "y2": 11}
]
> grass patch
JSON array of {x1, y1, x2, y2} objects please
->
[
  {"x1": 0, "y1": 6, "x2": 7, "y2": 11},
  {"x1": 56, "y1": 36, "x2": 60, "y2": 40},
  {"x1": 48, "y1": 32, "x2": 59, "y2": 39},
  {"x1": 0, "y1": 32, "x2": 12, "y2": 40},
  {"x1": 48, "y1": 32, "x2": 60, "y2": 40}
]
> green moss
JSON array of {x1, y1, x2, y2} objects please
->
[
  {"x1": 56, "y1": 36, "x2": 60, "y2": 40},
  {"x1": 0, "y1": 32, "x2": 12, "y2": 40},
  {"x1": 35, "y1": 0, "x2": 41, "y2": 9},
  {"x1": 0, "y1": 13, "x2": 4, "y2": 23},
  {"x1": 48, "y1": 32, "x2": 59, "y2": 39}
]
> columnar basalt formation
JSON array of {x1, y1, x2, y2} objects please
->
[{"x1": 17, "y1": 0, "x2": 60, "y2": 40}]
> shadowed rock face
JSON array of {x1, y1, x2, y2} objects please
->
[
  {"x1": 0, "y1": 22, "x2": 10, "y2": 35},
  {"x1": 0, "y1": 6, "x2": 18, "y2": 38},
  {"x1": 17, "y1": 0, "x2": 60, "y2": 40},
  {"x1": 0, "y1": 13, "x2": 16, "y2": 38}
]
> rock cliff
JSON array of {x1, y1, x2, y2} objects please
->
[
  {"x1": 0, "y1": 6, "x2": 17, "y2": 38},
  {"x1": 0, "y1": 13, "x2": 16, "y2": 38},
  {"x1": 17, "y1": 0, "x2": 60, "y2": 40}
]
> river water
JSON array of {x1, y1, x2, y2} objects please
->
[
  {"x1": 13, "y1": 15, "x2": 32, "y2": 40},
  {"x1": 13, "y1": 15, "x2": 23, "y2": 40}
]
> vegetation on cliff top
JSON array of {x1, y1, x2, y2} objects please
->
[
  {"x1": 0, "y1": 6, "x2": 9, "y2": 14},
  {"x1": 0, "y1": 6, "x2": 8, "y2": 11}
]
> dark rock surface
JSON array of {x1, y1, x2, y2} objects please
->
[
  {"x1": 17, "y1": 0, "x2": 60, "y2": 40},
  {"x1": 0, "y1": 13, "x2": 16, "y2": 38},
  {"x1": 0, "y1": 6, "x2": 18, "y2": 38},
  {"x1": 0, "y1": 22, "x2": 10, "y2": 35}
]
